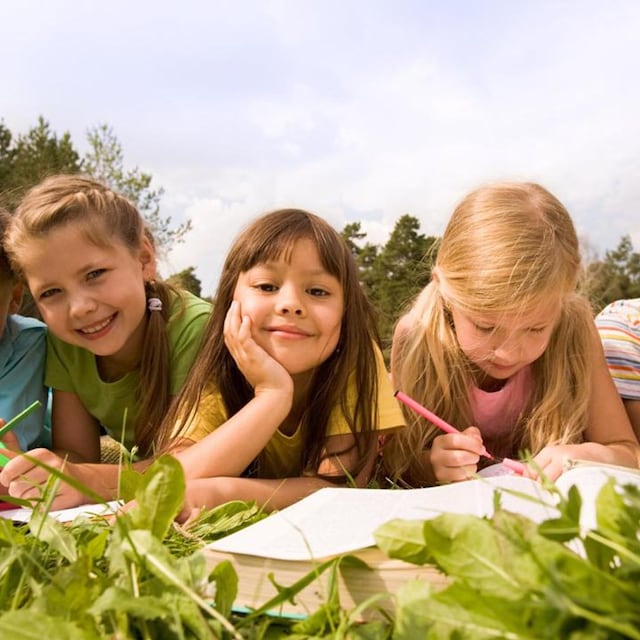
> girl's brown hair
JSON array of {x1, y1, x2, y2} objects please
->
[
  {"x1": 387, "y1": 182, "x2": 593, "y2": 482},
  {"x1": 5, "y1": 174, "x2": 180, "y2": 455},
  {"x1": 161, "y1": 208, "x2": 380, "y2": 479}
]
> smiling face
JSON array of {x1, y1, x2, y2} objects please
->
[
  {"x1": 232, "y1": 237, "x2": 344, "y2": 378},
  {"x1": 19, "y1": 221, "x2": 156, "y2": 370},
  {"x1": 450, "y1": 297, "x2": 561, "y2": 383}
]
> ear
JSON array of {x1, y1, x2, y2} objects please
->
[
  {"x1": 9, "y1": 282, "x2": 23, "y2": 315},
  {"x1": 139, "y1": 235, "x2": 157, "y2": 281}
]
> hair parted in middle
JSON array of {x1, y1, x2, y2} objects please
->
[
  {"x1": 387, "y1": 182, "x2": 594, "y2": 480},
  {"x1": 5, "y1": 174, "x2": 182, "y2": 455},
  {"x1": 160, "y1": 208, "x2": 381, "y2": 478}
]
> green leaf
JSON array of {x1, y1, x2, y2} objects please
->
[
  {"x1": 0, "y1": 610, "x2": 92, "y2": 639},
  {"x1": 374, "y1": 518, "x2": 434, "y2": 565},
  {"x1": 210, "y1": 559, "x2": 237, "y2": 618},
  {"x1": 127, "y1": 455, "x2": 186, "y2": 539},
  {"x1": 28, "y1": 509, "x2": 78, "y2": 563}
]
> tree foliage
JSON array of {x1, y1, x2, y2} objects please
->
[
  {"x1": 585, "y1": 234, "x2": 640, "y2": 311},
  {"x1": 84, "y1": 124, "x2": 191, "y2": 254},
  {"x1": 0, "y1": 117, "x2": 81, "y2": 210},
  {"x1": 165, "y1": 266, "x2": 203, "y2": 298},
  {"x1": 0, "y1": 118, "x2": 190, "y2": 256},
  {"x1": 342, "y1": 215, "x2": 437, "y2": 350}
]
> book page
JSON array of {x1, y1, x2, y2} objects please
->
[
  {"x1": 556, "y1": 463, "x2": 640, "y2": 531},
  {"x1": 0, "y1": 500, "x2": 121, "y2": 523},
  {"x1": 207, "y1": 475, "x2": 558, "y2": 560}
]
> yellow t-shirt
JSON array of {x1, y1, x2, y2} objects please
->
[{"x1": 180, "y1": 347, "x2": 405, "y2": 478}]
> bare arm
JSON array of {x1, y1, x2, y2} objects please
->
[
  {"x1": 533, "y1": 326, "x2": 640, "y2": 479},
  {"x1": 624, "y1": 399, "x2": 640, "y2": 447},
  {"x1": 179, "y1": 432, "x2": 379, "y2": 518},
  {"x1": 173, "y1": 388, "x2": 292, "y2": 479},
  {"x1": 172, "y1": 301, "x2": 294, "y2": 478},
  {"x1": 51, "y1": 390, "x2": 101, "y2": 462}
]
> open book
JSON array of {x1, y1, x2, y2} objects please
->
[{"x1": 203, "y1": 463, "x2": 640, "y2": 617}]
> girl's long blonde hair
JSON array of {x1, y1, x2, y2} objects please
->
[
  {"x1": 387, "y1": 182, "x2": 594, "y2": 482},
  {"x1": 5, "y1": 174, "x2": 181, "y2": 455},
  {"x1": 159, "y1": 208, "x2": 380, "y2": 480}
]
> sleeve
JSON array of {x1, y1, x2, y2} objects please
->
[
  {"x1": 595, "y1": 301, "x2": 640, "y2": 400},
  {"x1": 167, "y1": 295, "x2": 212, "y2": 395},
  {"x1": 174, "y1": 388, "x2": 228, "y2": 443},
  {"x1": 327, "y1": 345, "x2": 406, "y2": 437},
  {"x1": 0, "y1": 321, "x2": 49, "y2": 450}
]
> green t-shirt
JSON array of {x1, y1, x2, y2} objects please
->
[{"x1": 45, "y1": 291, "x2": 211, "y2": 450}]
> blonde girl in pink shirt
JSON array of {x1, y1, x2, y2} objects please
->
[{"x1": 387, "y1": 182, "x2": 638, "y2": 486}]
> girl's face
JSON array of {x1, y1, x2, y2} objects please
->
[
  {"x1": 19, "y1": 222, "x2": 156, "y2": 371},
  {"x1": 450, "y1": 298, "x2": 561, "y2": 383},
  {"x1": 233, "y1": 237, "x2": 344, "y2": 377}
]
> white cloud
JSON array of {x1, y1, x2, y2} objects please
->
[{"x1": 3, "y1": 1, "x2": 640, "y2": 294}]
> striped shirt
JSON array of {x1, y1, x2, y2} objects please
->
[{"x1": 595, "y1": 298, "x2": 640, "y2": 400}]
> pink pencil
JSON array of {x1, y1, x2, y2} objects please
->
[{"x1": 394, "y1": 390, "x2": 526, "y2": 475}]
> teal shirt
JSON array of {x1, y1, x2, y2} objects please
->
[
  {"x1": 45, "y1": 291, "x2": 211, "y2": 450},
  {"x1": 0, "y1": 314, "x2": 50, "y2": 450}
]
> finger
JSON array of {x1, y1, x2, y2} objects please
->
[
  {"x1": 223, "y1": 301, "x2": 242, "y2": 340},
  {"x1": 1, "y1": 431, "x2": 21, "y2": 452}
]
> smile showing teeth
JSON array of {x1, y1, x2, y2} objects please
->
[{"x1": 80, "y1": 316, "x2": 113, "y2": 335}]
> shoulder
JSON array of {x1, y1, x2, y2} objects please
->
[
  {"x1": 7, "y1": 313, "x2": 46, "y2": 335},
  {"x1": 6, "y1": 314, "x2": 47, "y2": 350},
  {"x1": 167, "y1": 291, "x2": 212, "y2": 335},
  {"x1": 596, "y1": 298, "x2": 640, "y2": 333},
  {"x1": 169, "y1": 290, "x2": 212, "y2": 317}
]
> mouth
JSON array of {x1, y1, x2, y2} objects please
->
[
  {"x1": 266, "y1": 326, "x2": 311, "y2": 338},
  {"x1": 78, "y1": 313, "x2": 116, "y2": 337}
]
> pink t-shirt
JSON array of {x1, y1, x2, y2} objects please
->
[{"x1": 469, "y1": 366, "x2": 533, "y2": 459}]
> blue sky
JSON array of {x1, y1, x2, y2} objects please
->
[{"x1": 2, "y1": 0, "x2": 640, "y2": 295}]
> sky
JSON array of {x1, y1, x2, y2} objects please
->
[{"x1": 2, "y1": 0, "x2": 640, "y2": 296}]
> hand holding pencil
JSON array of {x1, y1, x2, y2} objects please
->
[{"x1": 394, "y1": 391, "x2": 526, "y2": 482}]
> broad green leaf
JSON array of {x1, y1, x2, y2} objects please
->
[
  {"x1": 374, "y1": 518, "x2": 434, "y2": 565},
  {"x1": 28, "y1": 509, "x2": 78, "y2": 563},
  {"x1": 210, "y1": 559, "x2": 237, "y2": 617},
  {"x1": 128, "y1": 455, "x2": 186, "y2": 538},
  {"x1": 88, "y1": 586, "x2": 175, "y2": 619},
  {"x1": 0, "y1": 610, "x2": 92, "y2": 639}
]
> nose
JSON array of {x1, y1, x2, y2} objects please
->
[
  {"x1": 68, "y1": 292, "x2": 98, "y2": 318},
  {"x1": 492, "y1": 336, "x2": 522, "y2": 362},
  {"x1": 275, "y1": 286, "x2": 305, "y2": 316}
]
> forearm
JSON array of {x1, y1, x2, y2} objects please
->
[
  {"x1": 174, "y1": 390, "x2": 292, "y2": 479},
  {"x1": 572, "y1": 440, "x2": 639, "y2": 468},
  {"x1": 71, "y1": 458, "x2": 153, "y2": 502},
  {"x1": 185, "y1": 475, "x2": 340, "y2": 512}
]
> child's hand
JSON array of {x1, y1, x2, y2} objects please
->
[
  {"x1": 430, "y1": 426, "x2": 486, "y2": 483},
  {"x1": 531, "y1": 444, "x2": 595, "y2": 481},
  {"x1": 0, "y1": 430, "x2": 22, "y2": 452},
  {"x1": 224, "y1": 301, "x2": 293, "y2": 396},
  {"x1": 0, "y1": 449, "x2": 86, "y2": 510}
]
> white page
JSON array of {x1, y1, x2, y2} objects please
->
[
  {"x1": 0, "y1": 500, "x2": 121, "y2": 523},
  {"x1": 207, "y1": 475, "x2": 557, "y2": 561}
]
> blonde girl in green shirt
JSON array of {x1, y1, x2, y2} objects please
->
[{"x1": 0, "y1": 175, "x2": 210, "y2": 508}]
